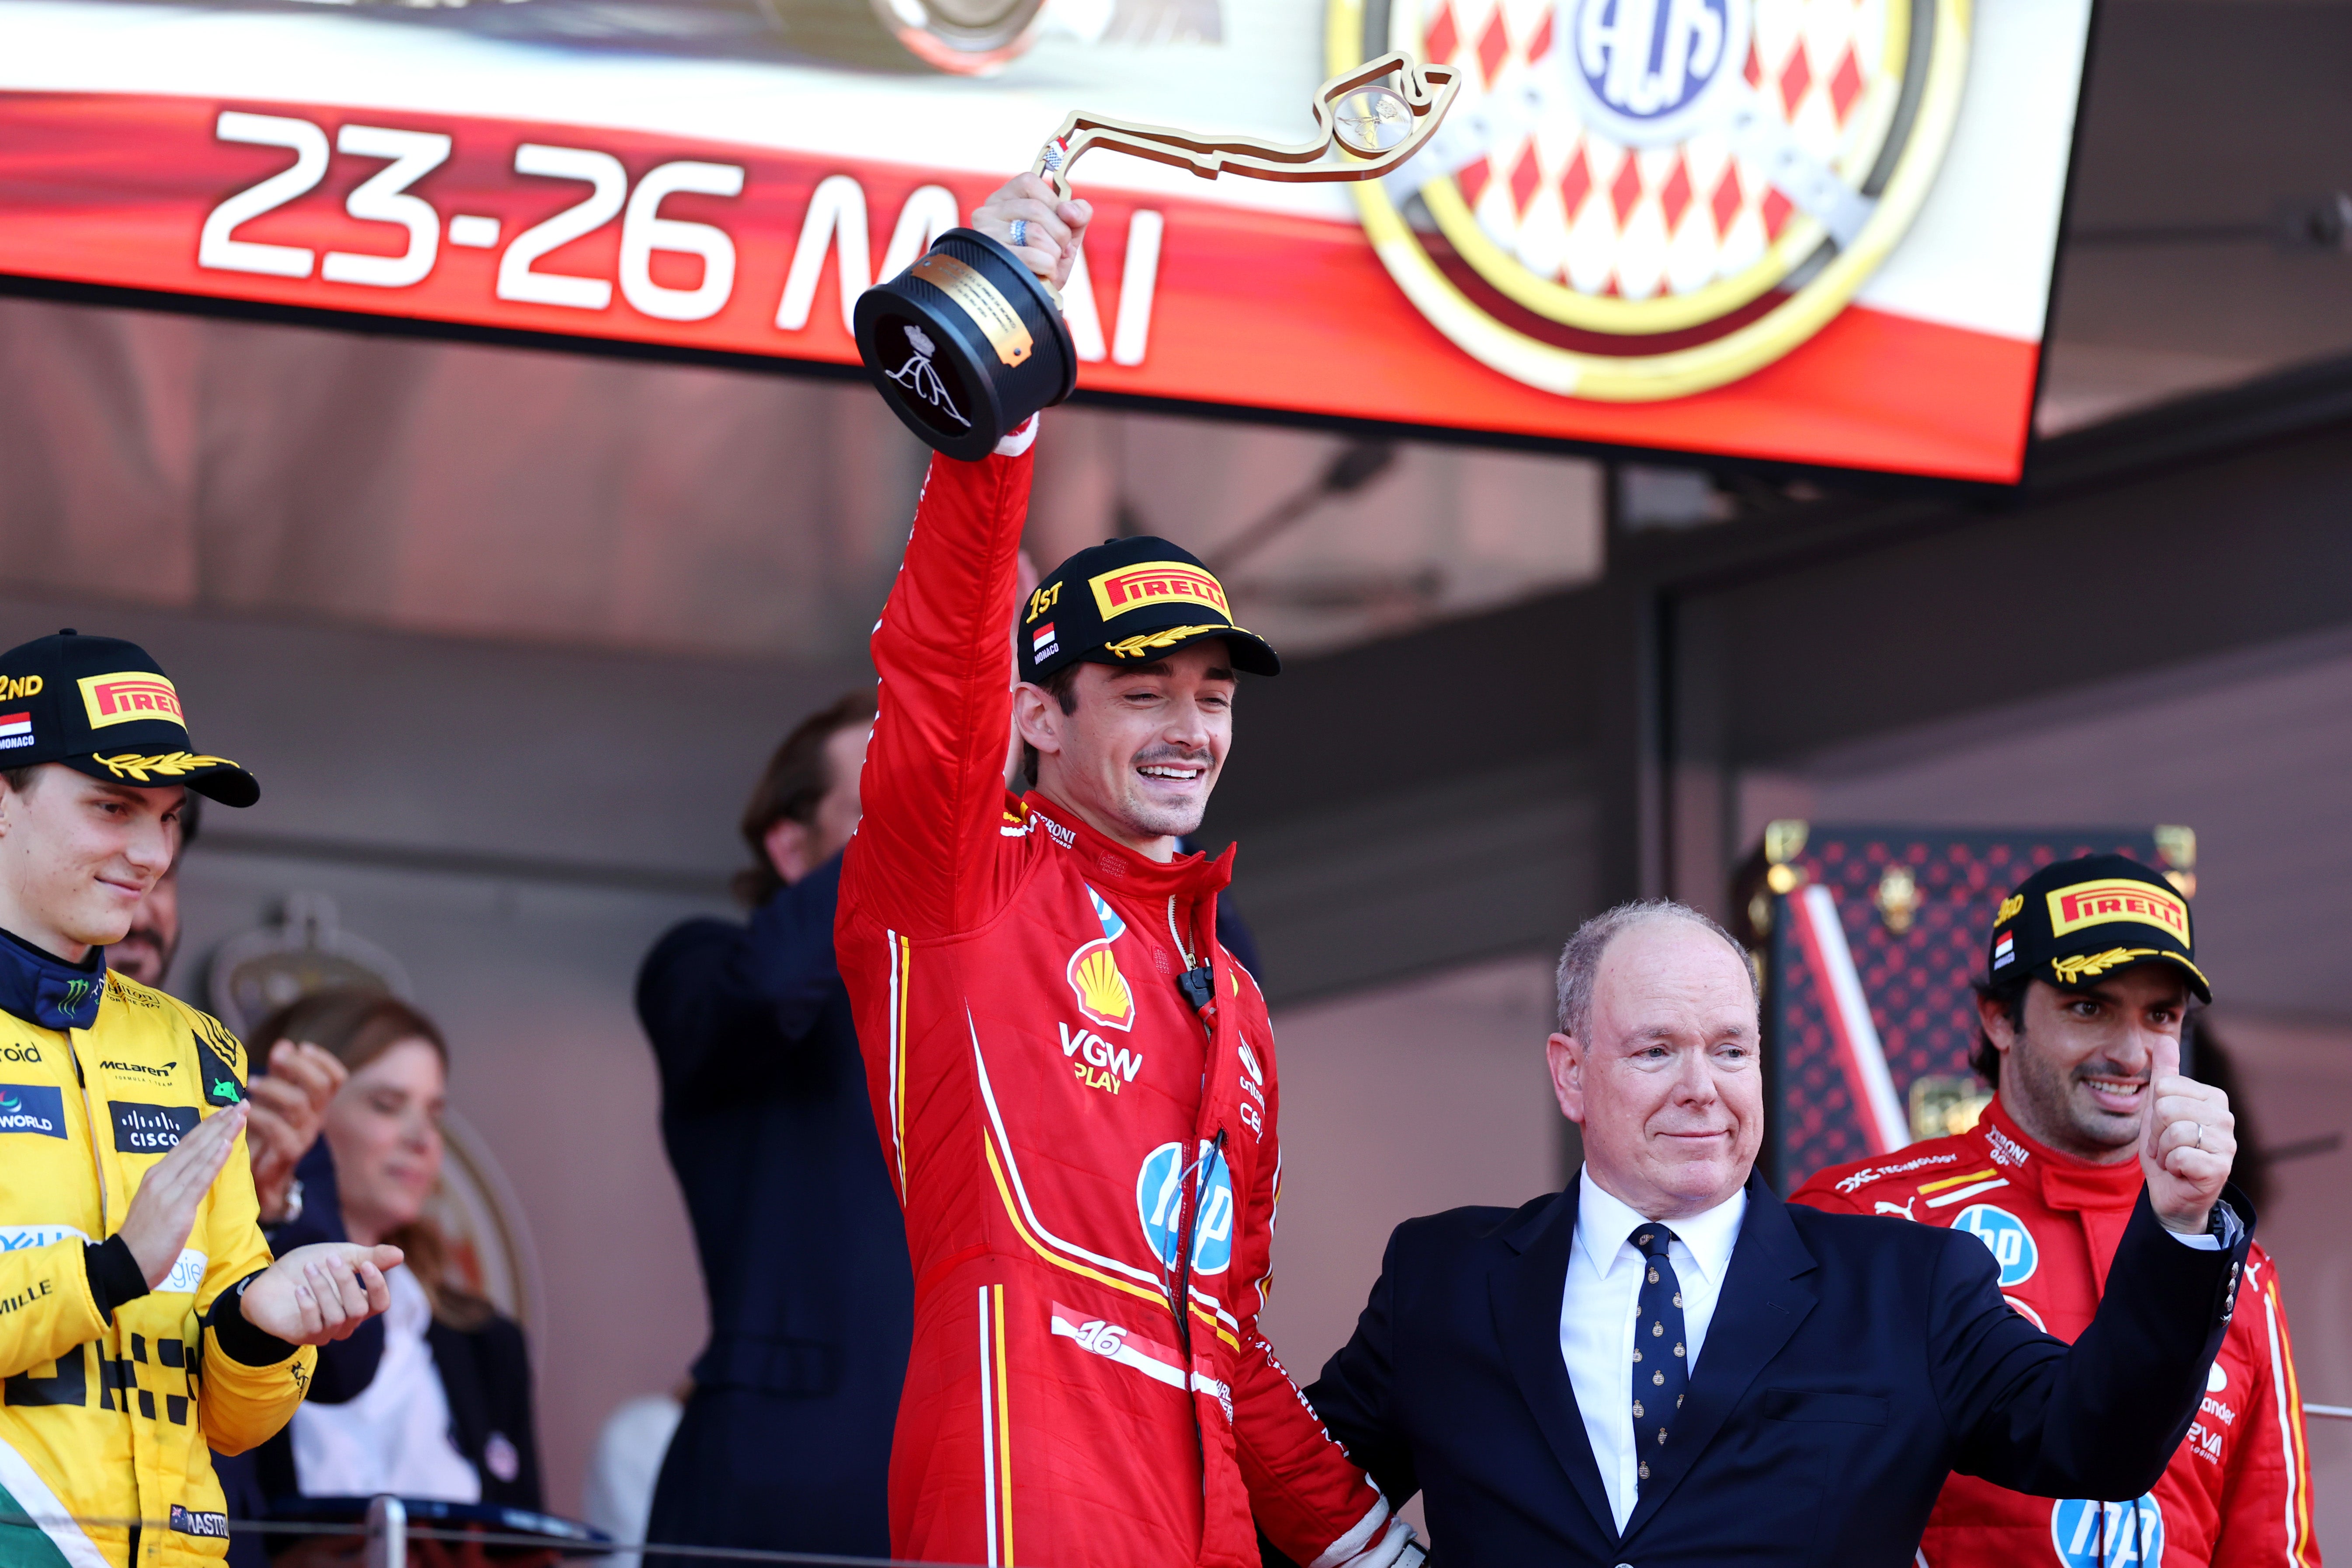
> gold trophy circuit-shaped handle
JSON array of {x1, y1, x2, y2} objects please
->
[{"x1": 1030, "y1": 52, "x2": 1460, "y2": 201}]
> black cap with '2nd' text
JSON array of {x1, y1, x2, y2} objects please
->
[{"x1": 0, "y1": 631, "x2": 258, "y2": 807}]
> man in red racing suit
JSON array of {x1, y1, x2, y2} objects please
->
[
  {"x1": 1795, "y1": 856, "x2": 2318, "y2": 1568},
  {"x1": 836, "y1": 177, "x2": 1408, "y2": 1568},
  {"x1": 1796, "y1": 1101, "x2": 2317, "y2": 1567}
]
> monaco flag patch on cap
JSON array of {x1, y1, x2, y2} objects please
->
[
  {"x1": 1992, "y1": 932, "x2": 2015, "y2": 969},
  {"x1": 0, "y1": 712, "x2": 28, "y2": 751}
]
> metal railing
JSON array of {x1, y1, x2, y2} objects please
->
[
  {"x1": 0, "y1": 1509, "x2": 968, "y2": 1567},
  {"x1": 9, "y1": 1410, "x2": 2352, "y2": 1568}
]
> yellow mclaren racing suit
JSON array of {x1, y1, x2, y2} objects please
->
[{"x1": 0, "y1": 949, "x2": 315, "y2": 1568}]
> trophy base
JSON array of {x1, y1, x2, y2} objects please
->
[{"x1": 855, "y1": 227, "x2": 1078, "y2": 462}]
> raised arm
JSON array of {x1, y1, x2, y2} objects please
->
[
  {"x1": 843, "y1": 174, "x2": 1090, "y2": 939},
  {"x1": 1939, "y1": 1188, "x2": 2249, "y2": 1499},
  {"x1": 639, "y1": 855, "x2": 849, "y2": 1101}
]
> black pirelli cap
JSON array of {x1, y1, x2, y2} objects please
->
[
  {"x1": 0, "y1": 631, "x2": 258, "y2": 807},
  {"x1": 1017, "y1": 537, "x2": 1279, "y2": 685},
  {"x1": 1987, "y1": 853, "x2": 2208, "y2": 1003}
]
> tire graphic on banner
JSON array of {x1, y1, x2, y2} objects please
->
[{"x1": 1329, "y1": 0, "x2": 1971, "y2": 400}]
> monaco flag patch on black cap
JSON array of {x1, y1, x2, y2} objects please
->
[
  {"x1": 1017, "y1": 538, "x2": 1279, "y2": 686},
  {"x1": 1986, "y1": 853, "x2": 2210, "y2": 1003},
  {"x1": 0, "y1": 630, "x2": 257, "y2": 808}
]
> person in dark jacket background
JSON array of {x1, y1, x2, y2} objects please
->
[{"x1": 636, "y1": 690, "x2": 907, "y2": 1562}]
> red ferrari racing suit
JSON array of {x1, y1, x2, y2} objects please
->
[
  {"x1": 837, "y1": 427, "x2": 1398, "y2": 1568},
  {"x1": 1793, "y1": 1098, "x2": 2320, "y2": 1568}
]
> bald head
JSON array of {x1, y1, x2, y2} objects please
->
[
  {"x1": 1547, "y1": 900, "x2": 1764, "y2": 1220},
  {"x1": 1555, "y1": 899, "x2": 1757, "y2": 1042}
]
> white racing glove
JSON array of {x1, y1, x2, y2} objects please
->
[
  {"x1": 1316, "y1": 1505, "x2": 1423, "y2": 1568},
  {"x1": 994, "y1": 413, "x2": 1040, "y2": 457}
]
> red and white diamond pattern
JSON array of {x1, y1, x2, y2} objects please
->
[{"x1": 1412, "y1": 0, "x2": 1890, "y2": 303}]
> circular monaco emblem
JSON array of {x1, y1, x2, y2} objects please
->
[{"x1": 1330, "y1": 0, "x2": 1971, "y2": 399}]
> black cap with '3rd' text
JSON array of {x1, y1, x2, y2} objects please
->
[
  {"x1": 1986, "y1": 853, "x2": 2210, "y2": 1003},
  {"x1": 0, "y1": 631, "x2": 259, "y2": 807},
  {"x1": 1017, "y1": 537, "x2": 1280, "y2": 685}
]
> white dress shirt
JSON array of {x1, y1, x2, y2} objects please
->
[
  {"x1": 292, "y1": 1266, "x2": 482, "y2": 1502},
  {"x1": 1558, "y1": 1167, "x2": 1747, "y2": 1533}
]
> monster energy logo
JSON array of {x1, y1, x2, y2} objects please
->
[{"x1": 62, "y1": 980, "x2": 94, "y2": 1007}]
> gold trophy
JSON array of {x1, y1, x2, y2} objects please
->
[{"x1": 856, "y1": 53, "x2": 1459, "y2": 459}]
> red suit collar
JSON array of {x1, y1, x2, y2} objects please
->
[
  {"x1": 1981, "y1": 1096, "x2": 2144, "y2": 1211},
  {"x1": 1017, "y1": 789, "x2": 1235, "y2": 901}
]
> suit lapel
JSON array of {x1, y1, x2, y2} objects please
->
[
  {"x1": 1620, "y1": 1173, "x2": 1819, "y2": 1540},
  {"x1": 1489, "y1": 1185, "x2": 1617, "y2": 1542}
]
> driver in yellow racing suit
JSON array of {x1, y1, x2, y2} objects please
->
[{"x1": 0, "y1": 630, "x2": 400, "y2": 1568}]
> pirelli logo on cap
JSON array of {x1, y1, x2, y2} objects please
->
[
  {"x1": 2047, "y1": 879, "x2": 2190, "y2": 942},
  {"x1": 79, "y1": 672, "x2": 184, "y2": 731},
  {"x1": 1089, "y1": 562, "x2": 1230, "y2": 622}
]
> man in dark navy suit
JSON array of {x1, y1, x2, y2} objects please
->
[{"x1": 1300, "y1": 900, "x2": 2251, "y2": 1568}]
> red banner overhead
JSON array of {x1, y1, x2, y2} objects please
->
[{"x1": 0, "y1": 1, "x2": 2092, "y2": 482}]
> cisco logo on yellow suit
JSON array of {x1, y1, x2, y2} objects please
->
[{"x1": 1329, "y1": 0, "x2": 1971, "y2": 400}]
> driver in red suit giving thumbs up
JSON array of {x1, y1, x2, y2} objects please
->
[
  {"x1": 836, "y1": 174, "x2": 1417, "y2": 1568},
  {"x1": 1795, "y1": 854, "x2": 2318, "y2": 1568}
]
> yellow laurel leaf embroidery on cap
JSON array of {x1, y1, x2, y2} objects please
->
[
  {"x1": 92, "y1": 752, "x2": 237, "y2": 782},
  {"x1": 2050, "y1": 947, "x2": 2161, "y2": 984},
  {"x1": 1104, "y1": 624, "x2": 1243, "y2": 660},
  {"x1": 1995, "y1": 894, "x2": 2023, "y2": 926},
  {"x1": 1073, "y1": 947, "x2": 1132, "y2": 1022}
]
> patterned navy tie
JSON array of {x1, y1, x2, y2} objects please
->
[{"x1": 1630, "y1": 1223, "x2": 1689, "y2": 1495}]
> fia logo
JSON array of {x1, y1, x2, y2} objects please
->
[
  {"x1": 2049, "y1": 1495, "x2": 2163, "y2": 1568},
  {"x1": 1060, "y1": 1022, "x2": 1144, "y2": 1096},
  {"x1": 1136, "y1": 1140, "x2": 1235, "y2": 1276},
  {"x1": 1953, "y1": 1204, "x2": 2038, "y2": 1288},
  {"x1": 885, "y1": 324, "x2": 970, "y2": 429}
]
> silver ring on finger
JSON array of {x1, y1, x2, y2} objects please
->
[
  {"x1": 1010, "y1": 219, "x2": 1028, "y2": 248},
  {"x1": 2188, "y1": 1120, "x2": 2203, "y2": 1151}
]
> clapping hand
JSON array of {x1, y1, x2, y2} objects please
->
[
  {"x1": 241, "y1": 1243, "x2": 404, "y2": 1346},
  {"x1": 2139, "y1": 1031, "x2": 2236, "y2": 1234},
  {"x1": 246, "y1": 1041, "x2": 347, "y2": 1225},
  {"x1": 118, "y1": 1103, "x2": 248, "y2": 1288}
]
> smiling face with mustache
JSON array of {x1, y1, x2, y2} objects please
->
[
  {"x1": 1982, "y1": 967, "x2": 2190, "y2": 1164},
  {"x1": 1015, "y1": 643, "x2": 1235, "y2": 863}
]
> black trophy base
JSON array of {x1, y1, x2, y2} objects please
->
[{"x1": 855, "y1": 227, "x2": 1078, "y2": 462}]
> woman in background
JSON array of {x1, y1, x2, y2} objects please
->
[{"x1": 250, "y1": 988, "x2": 543, "y2": 1511}]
